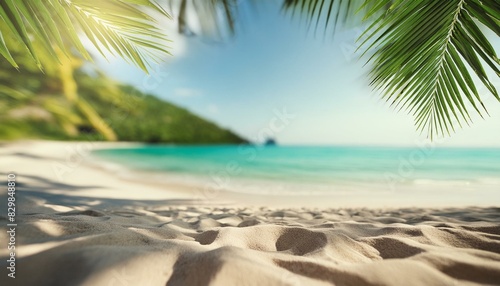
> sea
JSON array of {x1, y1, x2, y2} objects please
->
[{"x1": 93, "y1": 145, "x2": 500, "y2": 199}]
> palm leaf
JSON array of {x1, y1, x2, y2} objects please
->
[
  {"x1": 0, "y1": 0, "x2": 171, "y2": 73},
  {"x1": 360, "y1": 0, "x2": 499, "y2": 138},
  {"x1": 281, "y1": 0, "x2": 381, "y2": 37},
  {"x1": 167, "y1": 0, "x2": 238, "y2": 38}
]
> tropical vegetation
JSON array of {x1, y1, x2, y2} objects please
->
[
  {"x1": 0, "y1": 45, "x2": 246, "y2": 143},
  {"x1": 173, "y1": 0, "x2": 500, "y2": 138},
  {"x1": 0, "y1": 0, "x2": 498, "y2": 140}
]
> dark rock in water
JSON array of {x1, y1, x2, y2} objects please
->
[{"x1": 264, "y1": 138, "x2": 277, "y2": 146}]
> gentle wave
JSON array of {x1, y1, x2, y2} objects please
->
[{"x1": 93, "y1": 145, "x2": 500, "y2": 194}]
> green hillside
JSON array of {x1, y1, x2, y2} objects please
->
[
  {"x1": 0, "y1": 75, "x2": 246, "y2": 143},
  {"x1": 78, "y1": 79, "x2": 247, "y2": 144},
  {"x1": 0, "y1": 40, "x2": 246, "y2": 144}
]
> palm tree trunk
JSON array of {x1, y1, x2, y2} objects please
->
[{"x1": 56, "y1": 49, "x2": 117, "y2": 141}]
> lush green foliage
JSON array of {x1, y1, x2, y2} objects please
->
[
  {"x1": 360, "y1": 0, "x2": 499, "y2": 138},
  {"x1": 0, "y1": 56, "x2": 247, "y2": 144},
  {"x1": 0, "y1": 0, "x2": 248, "y2": 144},
  {"x1": 78, "y1": 83, "x2": 248, "y2": 144},
  {"x1": 174, "y1": 0, "x2": 500, "y2": 138},
  {"x1": 0, "y1": 0, "x2": 170, "y2": 73},
  {"x1": 1, "y1": 0, "x2": 498, "y2": 140}
]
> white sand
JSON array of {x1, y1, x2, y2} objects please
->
[{"x1": 1, "y1": 140, "x2": 500, "y2": 285}]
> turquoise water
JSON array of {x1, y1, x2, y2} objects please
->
[{"x1": 94, "y1": 145, "x2": 500, "y2": 194}]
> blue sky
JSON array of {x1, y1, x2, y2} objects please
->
[{"x1": 94, "y1": 1, "x2": 500, "y2": 147}]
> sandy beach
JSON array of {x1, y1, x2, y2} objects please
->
[{"x1": 1, "y1": 141, "x2": 500, "y2": 286}]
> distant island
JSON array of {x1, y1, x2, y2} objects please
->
[{"x1": 264, "y1": 138, "x2": 277, "y2": 146}]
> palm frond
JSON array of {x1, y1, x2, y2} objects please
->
[
  {"x1": 282, "y1": 0, "x2": 372, "y2": 36},
  {"x1": 0, "y1": 0, "x2": 171, "y2": 73},
  {"x1": 167, "y1": 0, "x2": 238, "y2": 39},
  {"x1": 360, "y1": 0, "x2": 500, "y2": 138}
]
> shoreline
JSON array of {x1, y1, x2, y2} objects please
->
[
  {"x1": 1, "y1": 140, "x2": 498, "y2": 209},
  {"x1": 1, "y1": 140, "x2": 500, "y2": 285},
  {"x1": 76, "y1": 140, "x2": 500, "y2": 208}
]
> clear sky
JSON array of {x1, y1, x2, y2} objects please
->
[{"x1": 93, "y1": 1, "x2": 500, "y2": 147}]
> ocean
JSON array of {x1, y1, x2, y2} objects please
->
[{"x1": 93, "y1": 145, "x2": 500, "y2": 197}]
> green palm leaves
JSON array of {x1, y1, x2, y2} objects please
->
[
  {"x1": 361, "y1": 0, "x2": 499, "y2": 138},
  {"x1": 282, "y1": 0, "x2": 365, "y2": 36},
  {"x1": 1, "y1": 0, "x2": 499, "y2": 139},
  {"x1": 0, "y1": 0, "x2": 172, "y2": 140},
  {"x1": 283, "y1": 0, "x2": 499, "y2": 138},
  {"x1": 168, "y1": 0, "x2": 238, "y2": 38},
  {"x1": 0, "y1": 0, "x2": 170, "y2": 73}
]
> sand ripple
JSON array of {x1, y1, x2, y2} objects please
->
[{"x1": 1, "y1": 206, "x2": 500, "y2": 285}]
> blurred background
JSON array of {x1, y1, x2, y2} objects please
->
[{"x1": 1, "y1": 0, "x2": 499, "y2": 147}]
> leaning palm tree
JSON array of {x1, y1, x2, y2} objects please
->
[
  {"x1": 0, "y1": 0, "x2": 171, "y2": 140},
  {"x1": 170, "y1": 0, "x2": 499, "y2": 139}
]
